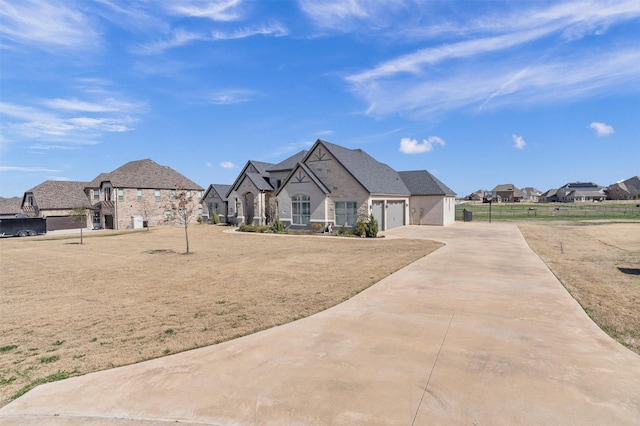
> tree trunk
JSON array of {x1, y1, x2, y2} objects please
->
[{"x1": 184, "y1": 223, "x2": 189, "y2": 254}]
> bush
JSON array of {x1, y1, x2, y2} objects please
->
[
  {"x1": 311, "y1": 223, "x2": 324, "y2": 233},
  {"x1": 366, "y1": 213, "x2": 379, "y2": 238},
  {"x1": 238, "y1": 224, "x2": 270, "y2": 233},
  {"x1": 272, "y1": 216, "x2": 284, "y2": 233},
  {"x1": 210, "y1": 211, "x2": 220, "y2": 224}
]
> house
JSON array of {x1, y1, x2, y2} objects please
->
[
  {"x1": 556, "y1": 182, "x2": 605, "y2": 202},
  {"x1": 269, "y1": 139, "x2": 455, "y2": 230},
  {"x1": 539, "y1": 188, "x2": 558, "y2": 203},
  {"x1": 21, "y1": 181, "x2": 92, "y2": 230},
  {"x1": 202, "y1": 184, "x2": 235, "y2": 222},
  {"x1": 20, "y1": 160, "x2": 203, "y2": 231},
  {"x1": 0, "y1": 197, "x2": 23, "y2": 218},
  {"x1": 607, "y1": 176, "x2": 640, "y2": 200},
  {"x1": 520, "y1": 187, "x2": 542, "y2": 203},
  {"x1": 86, "y1": 159, "x2": 204, "y2": 230},
  {"x1": 465, "y1": 189, "x2": 485, "y2": 202},
  {"x1": 492, "y1": 184, "x2": 521, "y2": 202}
]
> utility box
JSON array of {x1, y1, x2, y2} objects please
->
[
  {"x1": 131, "y1": 216, "x2": 144, "y2": 229},
  {"x1": 463, "y1": 209, "x2": 473, "y2": 222}
]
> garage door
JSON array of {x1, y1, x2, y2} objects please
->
[
  {"x1": 386, "y1": 201, "x2": 405, "y2": 230},
  {"x1": 371, "y1": 201, "x2": 384, "y2": 230},
  {"x1": 46, "y1": 216, "x2": 80, "y2": 231}
]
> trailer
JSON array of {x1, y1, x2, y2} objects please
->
[{"x1": 0, "y1": 217, "x2": 47, "y2": 237}]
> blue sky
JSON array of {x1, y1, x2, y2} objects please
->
[{"x1": 1, "y1": 0, "x2": 639, "y2": 198}]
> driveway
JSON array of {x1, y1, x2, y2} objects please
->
[{"x1": 1, "y1": 222, "x2": 639, "y2": 425}]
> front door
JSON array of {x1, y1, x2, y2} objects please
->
[{"x1": 244, "y1": 193, "x2": 254, "y2": 225}]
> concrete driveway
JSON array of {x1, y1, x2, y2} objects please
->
[{"x1": 1, "y1": 222, "x2": 639, "y2": 425}]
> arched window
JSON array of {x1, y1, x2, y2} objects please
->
[{"x1": 292, "y1": 195, "x2": 310, "y2": 225}]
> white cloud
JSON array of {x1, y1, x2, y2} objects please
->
[
  {"x1": 512, "y1": 134, "x2": 526, "y2": 149},
  {"x1": 0, "y1": 166, "x2": 60, "y2": 172},
  {"x1": 211, "y1": 22, "x2": 288, "y2": 40},
  {"x1": 134, "y1": 28, "x2": 205, "y2": 55},
  {"x1": 344, "y1": 1, "x2": 640, "y2": 118},
  {"x1": 220, "y1": 161, "x2": 236, "y2": 169},
  {"x1": 590, "y1": 121, "x2": 614, "y2": 136},
  {"x1": 206, "y1": 162, "x2": 213, "y2": 167},
  {"x1": 165, "y1": 0, "x2": 244, "y2": 22},
  {"x1": 0, "y1": 0, "x2": 100, "y2": 52},
  {"x1": 208, "y1": 89, "x2": 258, "y2": 105},
  {"x1": 399, "y1": 136, "x2": 445, "y2": 154}
]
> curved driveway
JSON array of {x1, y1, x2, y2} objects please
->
[{"x1": 2, "y1": 222, "x2": 639, "y2": 425}]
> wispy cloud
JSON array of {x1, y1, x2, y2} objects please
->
[
  {"x1": 207, "y1": 89, "x2": 259, "y2": 105},
  {"x1": 0, "y1": 0, "x2": 100, "y2": 52},
  {"x1": 211, "y1": 22, "x2": 288, "y2": 40},
  {"x1": 0, "y1": 166, "x2": 60, "y2": 172},
  {"x1": 0, "y1": 82, "x2": 145, "y2": 148},
  {"x1": 344, "y1": 1, "x2": 640, "y2": 118},
  {"x1": 134, "y1": 28, "x2": 206, "y2": 55},
  {"x1": 399, "y1": 136, "x2": 445, "y2": 154},
  {"x1": 590, "y1": 121, "x2": 614, "y2": 136},
  {"x1": 220, "y1": 161, "x2": 236, "y2": 169},
  {"x1": 512, "y1": 134, "x2": 526, "y2": 150},
  {"x1": 165, "y1": 0, "x2": 245, "y2": 22}
]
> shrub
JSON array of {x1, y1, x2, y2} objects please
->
[
  {"x1": 356, "y1": 216, "x2": 368, "y2": 237},
  {"x1": 238, "y1": 224, "x2": 270, "y2": 233},
  {"x1": 272, "y1": 216, "x2": 284, "y2": 233},
  {"x1": 210, "y1": 211, "x2": 220, "y2": 224},
  {"x1": 366, "y1": 213, "x2": 379, "y2": 238},
  {"x1": 311, "y1": 223, "x2": 324, "y2": 233}
]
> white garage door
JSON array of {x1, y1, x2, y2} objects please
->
[{"x1": 386, "y1": 201, "x2": 405, "y2": 229}]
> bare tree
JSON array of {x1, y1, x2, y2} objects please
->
[
  {"x1": 164, "y1": 188, "x2": 196, "y2": 254},
  {"x1": 70, "y1": 207, "x2": 88, "y2": 244},
  {"x1": 139, "y1": 198, "x2": 152, "y2": 231}
]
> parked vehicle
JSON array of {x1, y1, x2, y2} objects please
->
[{"x1": 0, "y1": 217, "x2": 46, "y2": 237}]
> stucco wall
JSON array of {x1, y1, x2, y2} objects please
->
[{"x1": 408, "y1": 195, "x2": 455, "y2": 226}]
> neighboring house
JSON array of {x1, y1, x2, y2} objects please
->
[
  {"x1": 465, "y1": 190, "x2": 485, "y2": 202},
  {"x1": 0, "y1": 197, "x2": 23, "y2": 218},
  {"x1": 607, "y1": 176, "x2": 640, "y2": 200},
  {"x1": 202, "y1": 184, "x2": 235, "y2": 222},
  {"x1": 539, "y1": 188, "x2": 558, "y2": 203},
  {"x1": 272, "y1": 139, "x2": 456, "y2": 229},
  {"x1": 19, "y1": 159, "x2": 204, "y2": 231},
  {"x1": 21, "y1": 181, "x2": 92, "y2": 230},
  {"x1": 556, "y1": 182, "x2": 605, "y2": 202},
  {"x1": 226, "y1": 159, "x2": 280, "y2": 226},
  {"x1": 520, "y1": 187, "x2": 542, "y2": 203},
  {"x1": 492, "y1": 184, "x2": 522, "y2": 202},
  {"x1": 86, "y1": 159, "x2": 204, "y2": 230}
]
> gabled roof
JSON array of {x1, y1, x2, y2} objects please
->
[
  {"x1": 492, "y1": 183, "x2": 518, "y2": 192},
  {"x1": 275, "y1": 162, "x2": 331, "y2": 197},
  {"x1": 398, "y1": 170, "x2": 457, "y2": 196},
  {"x1": 541, "y1": 188, "x2": 558, "y2": 197},
  {"x1": 623, "y1": 176, "x2": 640, "y2": 195},
  {"x1": 227, "y1": 160, "x2": 275, "y2": 197},
  {"x1": 23, "y1": 181, "x2": 91, "y2": 210},
  {"x1": 89, "y1": 159, "x2": 203, "y2": 190},
  {"x1": 203, "y1": 184, "x2": 233, "y2": 202},
  {"x1": 560, "y1": 181, "x2": 602, "y2": 190},
  {"x1": 307, "y1": 140, "x2": 410, "y2": 195},
  {"x1": 0, "y1": 197, "x2": 23, "y2": 215},
  {"x1": 267, "y1": 150, "x2": 308, "y2": 172}
]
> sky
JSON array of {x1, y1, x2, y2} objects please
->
[{"x1": 1, "y1": 0, "x2": 639, "y2": 198}]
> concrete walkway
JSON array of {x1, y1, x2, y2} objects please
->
[{"x1": 2, "y1": 222, "x2": 639, "y2": 425}]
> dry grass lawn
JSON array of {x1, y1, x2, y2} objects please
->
[
  {"x1": 0, "y1": 225, "x2": 442, "y2": 407},
  {"x1": 518, "y1": 221, "x2": 640, "y2": 354}
]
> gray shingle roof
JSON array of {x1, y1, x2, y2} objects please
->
[
  {"x1": 90, "y1": 159, "x2": 203, "y2": 190},
  {"x1": 25, "y1": 181, "x2": 91, "y2": 210},
  {"x1": 267, "y1": 150, "x2": 308, "y2": 172},
  {"x1": 314, "y1": 140, "x2": 410, "y2": 195},
  {"x1": 398, "y1": 170, "x2": 457, "y2": 196}
]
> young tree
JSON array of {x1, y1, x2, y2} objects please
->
[
  {"x1": 70, "y1": 207, "x2": 88, "y2": 244},
  {"x1": 164, "y1": 188, "x2": 196, "y2": 254}
]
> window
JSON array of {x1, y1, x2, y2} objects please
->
[
  {"x1": 335, "y1": 201, "x2": 357, "y2": 226},
  {"x1": 171, "y1": 189, "x2": 176, "y2": 200},
  {"x1": 93, "y1": 189, "x2": 99, "y2": 200},
  {"x1": 186, "y1": 190, "x2": 191, "y2": 199},
  {"x1": 137, "y1": 189, "x2": 143, "y2": 201},
  {"x1": 117, "y1": 189, "x2": 124, "y2": 201},
  {"x1": 277, "y1": 179, "x2": 282, "y2": 188},
  {"x1": 155, "y1": 189, "x2": 161, "y2": 201},
  {"x1": 198, "y1": 191, "x2": 203, "y2": 201},
  {"x1": 292, "y1": 195, "x2": 310, "y2": 225},
  {"x1": 208, "y1": 202, "x2": 214, "y2": 213}
]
